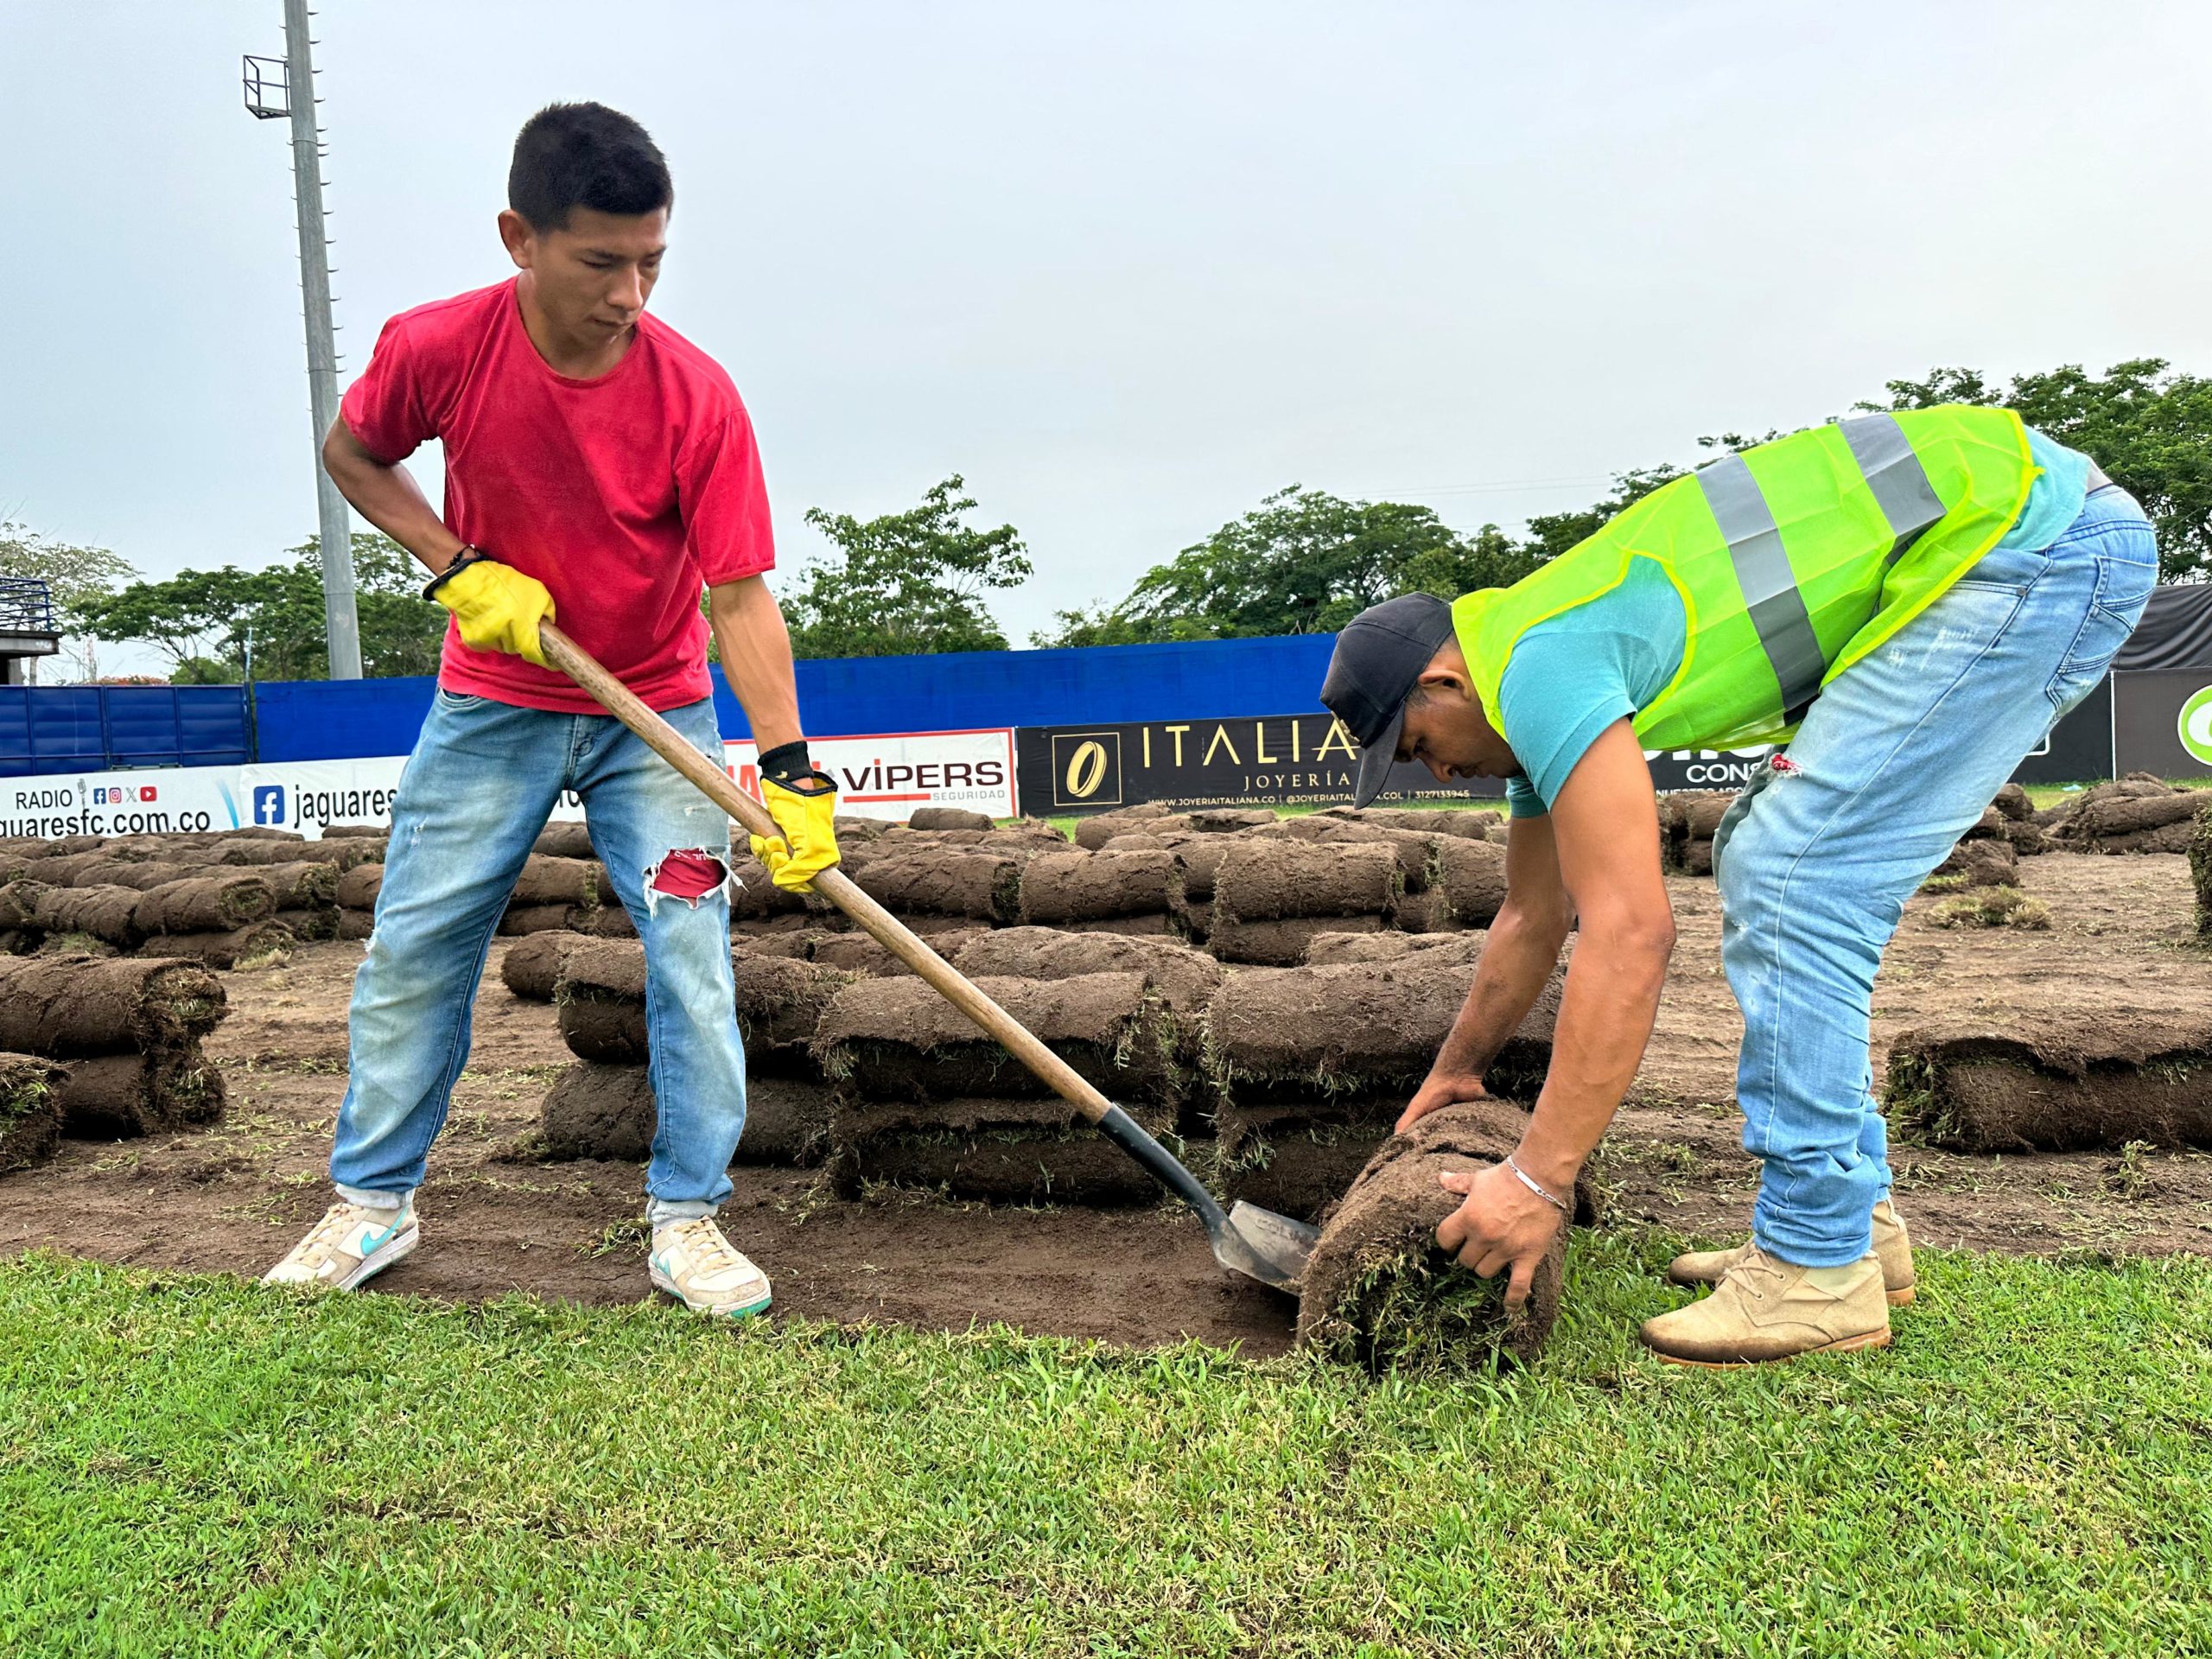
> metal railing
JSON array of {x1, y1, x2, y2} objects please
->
[{"x1": 0, "y1": 576, "x2": 56, "y2": 634}]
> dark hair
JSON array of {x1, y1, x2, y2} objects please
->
[{"x1": 508, "y1": 102, "x2": 672, "y2": 232}]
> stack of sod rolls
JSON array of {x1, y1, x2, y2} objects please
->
[
  {"x1": 0, "y1": 870, "x2": 295, "y2": 969},
  {"x1": 537, "y1": 938, "x2": 852, "y2": 1167},
  {"x1": 0, "y1": 955, "x2": 228, "y2": 1139},
  {"x1": 2193, "y1": 800, "x2": 2212, "y2": 938},
  {"x1": 1205, "y1": 944, "x2": 1560, "y2": 1221},
  {"x1": 816, "y1": 969, "x2": 1184, "y2": 1206}
]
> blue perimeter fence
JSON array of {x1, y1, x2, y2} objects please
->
[{"x1": 1, "y1": 636, "x2": 1343, "y2": 773}]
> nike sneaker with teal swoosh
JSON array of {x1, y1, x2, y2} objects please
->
[
  {"x1": 264, "y1": 1200, "x2": 419, "y2": 1290},
  {"x1": 649, "y1": 1217, "x2": 772, "y2": 1318}
]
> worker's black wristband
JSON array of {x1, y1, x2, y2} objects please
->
[
  {"x1": 422, "y1": 547, "x2": 489, "y2": 601},
  {"x1": 757, "y1": 741, "x2": 816, "y2": 786}
]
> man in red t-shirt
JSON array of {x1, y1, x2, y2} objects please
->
[{"x1": 264, "y1": 103, "x2": 836, "y2": 1319}]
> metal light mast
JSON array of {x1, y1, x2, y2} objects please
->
[{"x1": 244, "y1": 0, "x2": 361, "y2": 679}]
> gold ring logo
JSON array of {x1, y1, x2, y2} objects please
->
[{"x1": 1064, "y1": 740, "x2": 1108, "y2": 799}]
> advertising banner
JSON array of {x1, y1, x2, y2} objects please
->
[
  {"x1": 1, "y1": 728, "x2": 1018, "y2": 842},
  {"x1": 2114, "y1": 669, "x2": 2212, "y2": 777}
]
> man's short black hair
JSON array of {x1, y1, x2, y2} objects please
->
[{"x1": 508, "y1": 102, "x2": 672, "y2": 232}]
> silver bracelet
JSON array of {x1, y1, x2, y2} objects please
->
[{"x1": 1503, "y1": 1154, "x2": 1569, "y2": 1213}]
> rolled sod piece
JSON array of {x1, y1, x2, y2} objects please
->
[
  {"x1": 1391, "y1": 889, "x2": 1459, "y2": 935},
  {"x1": 35, "y1": 885, "x2": 150, "y2": 949},
  {"x1": 335, "y1": 863, "x2": 384, "y2": 912},
  {"x1": 500, "y1": 931, "x2": 589, "y2": 1001},
  {"x1": 1017, "y1": 849, "x2": 1177, "y2": 925},
  {"x1": 1217, "y1": 1109, "x2": 1396, "y2": 1222},
  {"x1": 2192, "y1": 804, "x2": 2212, "y2": 937},
  {"x1": 211, "y1": 825, "x2": 305, "y2": 843},
  {"x1": 0, "y1": 1052, "x2": 67, "y2": 1173},
  {"x1": 2071, "y1": 791, "x2": 2205, "y2": 840},
  {"x1": 54, "y1": 1043, "x2": 226, "y2": 1138},
  {"x1": 1930, "y1": 837, "x2": 2017, "y2": 889},
  {"x1": 1993, "y1": 782, "x2": 2033, "y2": 822},
  {"x1": 728, "y1": 855, "x2": 810, "y2": 920},
  {"x1": 1304, "y1": 931, "x2": 1490, "y2": 968},
  {"x1": 851, "y1": 847, "x2": 1026, "y2": 923},
  {"x1": 212, "y1": 835, "x2": 378, "y2": 871},
  {"x1": 1061, "y1": 913, "x2": 1181, "y2": 938},
  {"x1": 907, "y1": 805, "x2": 996, "y2": 831},
  {"x1": 540, "y1": 1062, "x2": 655, "y2": 1160},
  {"x1": 511, "y1": 854, "x2": 602, "y2": 909},
  {"x1": 2082, "y1": 821, "x2": 2199, "y2": 855},
  {"x1": 1886, "y1": 1015, "x2": 2212, "y2": 1152},
  {"x1": 831, "y1": 1093, "x2": 1171, "y2": 1206},
  {"x1": 272, "y1": 906, "x2": 340, "y2": 943},
  {"x1": 1433, "y1": 838, "x2": 1507, "y2": 926},
  {"x1": 253, "y1": 861, "x2": 340, "y2": 910},
  {"x1": 1358, "y1": 807, "x2": 1501, "y2": 841},
  {"x1": 811, "y1": 926, "x2": 988, "y2": 977},
  {"x1": 1073, "y1": 805, "x2": 1177, "y2": 850},
  {"x1": 1678, "y1": 838, "x2": 1715, "y2": 878},
  {"x1": 336, "y1": 911, "x2": 375, "y2": 942},
  {"x1": 1213, "y1": 841, "x2": 1399, "y2": 925},
  {"x1": 1208, "y1": 914, "x2": 1385, "y2": 966},
  {"x1": 1209, "y1": 957, "x2": 1558, "y2": 1107},
  {"x1": 951, "y1": 926, "x2": 1223, "y2": 1019},
  {"x1": 733, "y1": 957, "x2": 860, "y2": 1071},
  {"x1": 499, "y1": 903, "x2": 587, "y2": 937},
  {"x1": 1261, "y1": 817, "x2": 1436, "y2": 890},
  {"x1": 1170, "y1": 838, "x2": 1236, "y2": 904},
  {"x1": 54, "y1": 857, "x2": 206, "y2": 892},
  {"x1": 148, "y1": 921, "x2": 296, "y2": 970},
  {"x1": 134, "y1": 874, "x2": 278, "y2": 936},
  {"x1": 533, "y1": 822, "x2": 598, "y2": 861},
  {"x1": 816, "y1": 970, "x2": 1180, "y2": 1106},
  {"x1": 2002, "y1": 819, "x2": 2050, "y2": 856},
  {"x1": 554, "y1": 939, "x2": 649, "y2": 1062},
  {"x1": 0, "y1": 880, "x2": 48, "y2": 931},
  {"x1": 0, "y1": 955, "x2": 226, "y2": 1058},
  {"x1": 1294, "y1": 1100, "x2": 1573, "y2": 1371}
]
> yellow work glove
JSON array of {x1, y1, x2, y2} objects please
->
[
  {"x1": 424, "y1": 552, "x2": 555, "y2": 666},
  {"x1": 749, "y1": 752, "x2": 841, "y2": 891}
]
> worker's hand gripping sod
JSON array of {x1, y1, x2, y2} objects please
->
[
  {"x1": 750, "y1": 741, "x2": 842, "y2": 892},
  {"x1": 424, "y1": 550, "x2": 556, "y2": 666}
]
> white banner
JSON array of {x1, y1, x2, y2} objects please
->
[{"x1": 1, "y1": 728, "x2": 1018, "y2": 841}]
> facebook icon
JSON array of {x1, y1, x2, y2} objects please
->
[{"x1": 251, "y1": 785, "x2": 286, "y2": 827}]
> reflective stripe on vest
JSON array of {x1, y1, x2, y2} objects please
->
[
  {"x1": 1694, "y1": 454, "x2": 1827, "y2": 716},
  {"x1": 1838, "y1": 413, "x2": 1947, "y2": 566}
]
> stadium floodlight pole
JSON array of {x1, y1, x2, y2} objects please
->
[{"x1": 243, "y1": 1, "x2": 362, "y2": 680}]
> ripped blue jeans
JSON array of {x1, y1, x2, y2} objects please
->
[
  {"x1": 1716, "y1": 486, "x2": 2158, "y2": 1265},
  {"x1": 330, "y1": 690, "x2": 747, "y2": 1229}
]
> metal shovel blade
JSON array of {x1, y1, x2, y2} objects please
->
[{"x1": 1216, "y1": 1201, "x2": 1322, "y2": 1293}]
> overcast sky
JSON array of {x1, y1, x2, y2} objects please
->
[{"x1": 6, "y1": 2, "x2": 2211, "y2": 677}]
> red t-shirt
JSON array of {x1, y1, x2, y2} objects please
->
[{"x1": 339, "y1": 278, "x2": 773, "y2": 712}]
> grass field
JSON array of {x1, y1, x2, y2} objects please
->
[{"x1": 5, "y1": 1236, "x2": 2209, "y2": 1657}]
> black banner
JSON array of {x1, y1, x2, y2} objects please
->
[
  {"x1": 1016, "y1": 684, "x2": 2140, "y2": 817},
  {"x1": 2113, "y1": 668, "x2": 2212, "y2": 777},
  {"x1": 1014, "y1": 713, "x2": 1504, "y2": 815}
]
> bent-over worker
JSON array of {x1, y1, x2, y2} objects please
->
[
  {"x1": 264, "y1": 102, "x2": 838, "y2": 1318},
  {"x1": 1320, "y1": 406, "x2": 2153, "y2": 1364}
]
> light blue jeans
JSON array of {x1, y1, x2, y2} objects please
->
[
  {"x1": 330, "y1": 691, "x2": 747, "y2": 1230},
  {"x1": 1716, "y1": 486, "x2": 2158, "y2": 1265}
]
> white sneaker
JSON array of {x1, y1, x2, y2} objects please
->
[
  {"x1": 264, "y1": 1200, "x2": 418, "y2": 1290},
  {"x1": 649, "y1": 1217, "x2": 772, "y2": 1319}
]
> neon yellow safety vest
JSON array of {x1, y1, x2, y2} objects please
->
[{"x1": 1449, "y1": 406, "x2": 2039, "y2": 753}]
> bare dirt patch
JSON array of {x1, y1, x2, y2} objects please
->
[{"x1": 2, "y1": 855, "x2": 2207, "y2": 1354}]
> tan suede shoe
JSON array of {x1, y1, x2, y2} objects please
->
[
  {"x1": 1640, "y1": 1248, "x2": 1891, "y2": 1368},
  {"x1": 1668, "y1": 1199, "x2": 1916, "y2": 1307}
]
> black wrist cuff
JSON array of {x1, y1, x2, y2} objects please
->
[
  {"x1": 422, "y1": 547, "x2": 489, "y2": 601},
  {"x1": 757, "y1": 741, "x2": 814, "y2": 785}
]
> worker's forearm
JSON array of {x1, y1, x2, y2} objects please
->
[
  {"x1": 711, "y1": 579, "x2": 804, "y2": 753},
  {"x1": 321, "y1": 426, "x2": 465, "y2": 576},
  {"x1": 1429, "y1": 899, "x2": 1573, "y2": 1084},
  {"x1": 1515, "y1": 918, "x2": 1672, "y2": 1186}
]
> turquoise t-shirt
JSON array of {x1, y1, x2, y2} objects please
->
[{"x1": 1497, "y1": 426, "x2": 2094, "y2": 817}]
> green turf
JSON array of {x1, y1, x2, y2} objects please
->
[{"x1": 3, "y1": 1236, "x2": 2208, "y2": 1657}]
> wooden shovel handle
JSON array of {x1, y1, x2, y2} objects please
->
[{"x1": 537, "y1": 622, "x2": 1115, "y2": 1126}]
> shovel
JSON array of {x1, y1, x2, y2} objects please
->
[{"x1": 539, "y1": 623, "x2": 1319, "y2": 1293}]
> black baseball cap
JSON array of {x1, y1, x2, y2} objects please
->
[{"x1": 1319, "y1": 593, "x2": 1458, "y2": 808}]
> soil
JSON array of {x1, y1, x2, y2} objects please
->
[{"x1": 3, "y1": 855, "x2": 2209, "y2": 1356}]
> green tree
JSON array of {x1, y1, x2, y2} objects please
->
[
  {"x1": 786, "y1": 476, "x2": 1033, "y2": 658},
  {"x1": 1037, "y1": 486, "x2": 1488, "y2": 647},
  {"x1": 75, "y1": 532, "x2": 443, "y2": 681},
  {"x1": 0, "y1": 521, "x2": 140, "y2": 629},
  {"x1": 1868, "y1": 359, "x2": 2212, "y2": 582}
]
